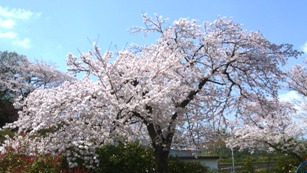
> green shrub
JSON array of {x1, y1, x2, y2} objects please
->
[
  {"x1": 241, "y1": 156, "x2": 255, "y2": 173},
  {"x1": 94, "y1": 141, "x2": 210, "y2": 173},
  {"x1": 0, "y1": 140, "x2": 210, "y2": 172},
  {"x1": 24, "y1": 155, "x2": 59, "y2": 173},
  {"x1": 0, "y1": 151, "x2": 31, "y2": 172},
  {"x1": 168, "y1": 157, "x2": 210, "y2": 173},
  {"x1": 0, "y1": 148, "x2": 90, "y2": 173},
  {"x1": 270, "y1": 155, "x2": 299, "y2": 173},
  {"x1": 0, "y1": 129, "x2": 15, "y2": 144},
  {"x1": 95, "y1": 142, "x2": 155, "y2": 173},
  {"x1": 0, "y1": 152, "x2": 60, "y2": 173}
]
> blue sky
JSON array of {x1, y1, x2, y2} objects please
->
[{"x1": 0, "y1": 0, "x2": 306, "y2": 71}]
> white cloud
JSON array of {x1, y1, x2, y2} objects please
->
[
  {"x1": 0, "y1": 19, "x2": 15, "y2": 28},
  {"x1": 302, "y1": 42, "x2": 307, "y2": 54},
  {"x1": 0, "y1": 31, "x2": 17, "y2": 38},
  {"x1": 14, "y1": 38, "x2": 31, "y2": 49},
  {"x1": 0, "y1": 6, "x2": 40, "y2": 49},
  {"x1": 0, "y1": 6, "x2": 39, "y2": 20}
]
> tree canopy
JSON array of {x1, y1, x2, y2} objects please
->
[
  {"x1": 0, "y1": 15, "x2": 302, "y2": 172},
  {"x1": 0, "y1": 51, "x2": 73, "y2": 127}
]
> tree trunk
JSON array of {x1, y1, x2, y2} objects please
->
[
  {"x1": 146, "y1": 122, "x2": 174, "y2": 173},
  {"x1": 153, "y1": 145, "x2": 170, "y2": 173},
  {"x1": 0, "y1": 100, "x2": 19, "y2": 128}
]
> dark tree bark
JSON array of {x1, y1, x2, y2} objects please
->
[
  {"x1": 153, "y1": 145, "x2": 170, "y2": 173},
  {"x1": 142, "y1": 77, "x2": 212, "y2": 173},
  {"x1": 0, "y1": 100, "x2": 19, "y2": 128},
  {"x1": 146, "y1": 122, "x2": 174, "y2": 173}
]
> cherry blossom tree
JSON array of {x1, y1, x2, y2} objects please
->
[
  {"x1": 0, "y1": 51, "x2": 73, "y2": 99},
  {"x1": 227, "y1": 58, "x2": 307, "y2": 162},
  {"x1": 0, "y1": 51, "x2": 73, "y2": 127},
  {"x1": 288, "y1": 58, "x2": 307, "y2": 97},
  {"x1": 2, "y1": 15, "x2": 302, "y2": 172},
  {"x1": 226, "y1": 100, "x2": 306, "y2": 161},
  {"x1": 286, "y1": 58, "x2": 307, "y2": 116}
]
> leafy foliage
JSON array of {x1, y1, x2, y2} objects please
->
[
  {"x1": 0, "y1": 150, "x2": 62, "y2": 173},
  {"x1": 270, "y1": 155, "x2": 300, "y2": 173},
  {"x1": 0, "y1": 141, "x2": 91, "y2": 173},
  {"x1": 241, "y1": 156, "x2": 255, "y2": 173},
  {"x1": 0, "y1": 141, "x2": 209, "y2": 173},
  {"x1": 95, "y1": 141, "x2": 209, "y2": 173},
  {"x1": 0, "y1": 129, "x2": 15, "y2": 144},
  {"x1": 95, "y1": 142, "x2": 155, "y2": 173},
  {"x1": 168, "y1": 157, "x2": 210, "y2": 173}
]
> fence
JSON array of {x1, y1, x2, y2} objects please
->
[{"x1": 218, "y1": 162, "x2": 276, "y2": 173}]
